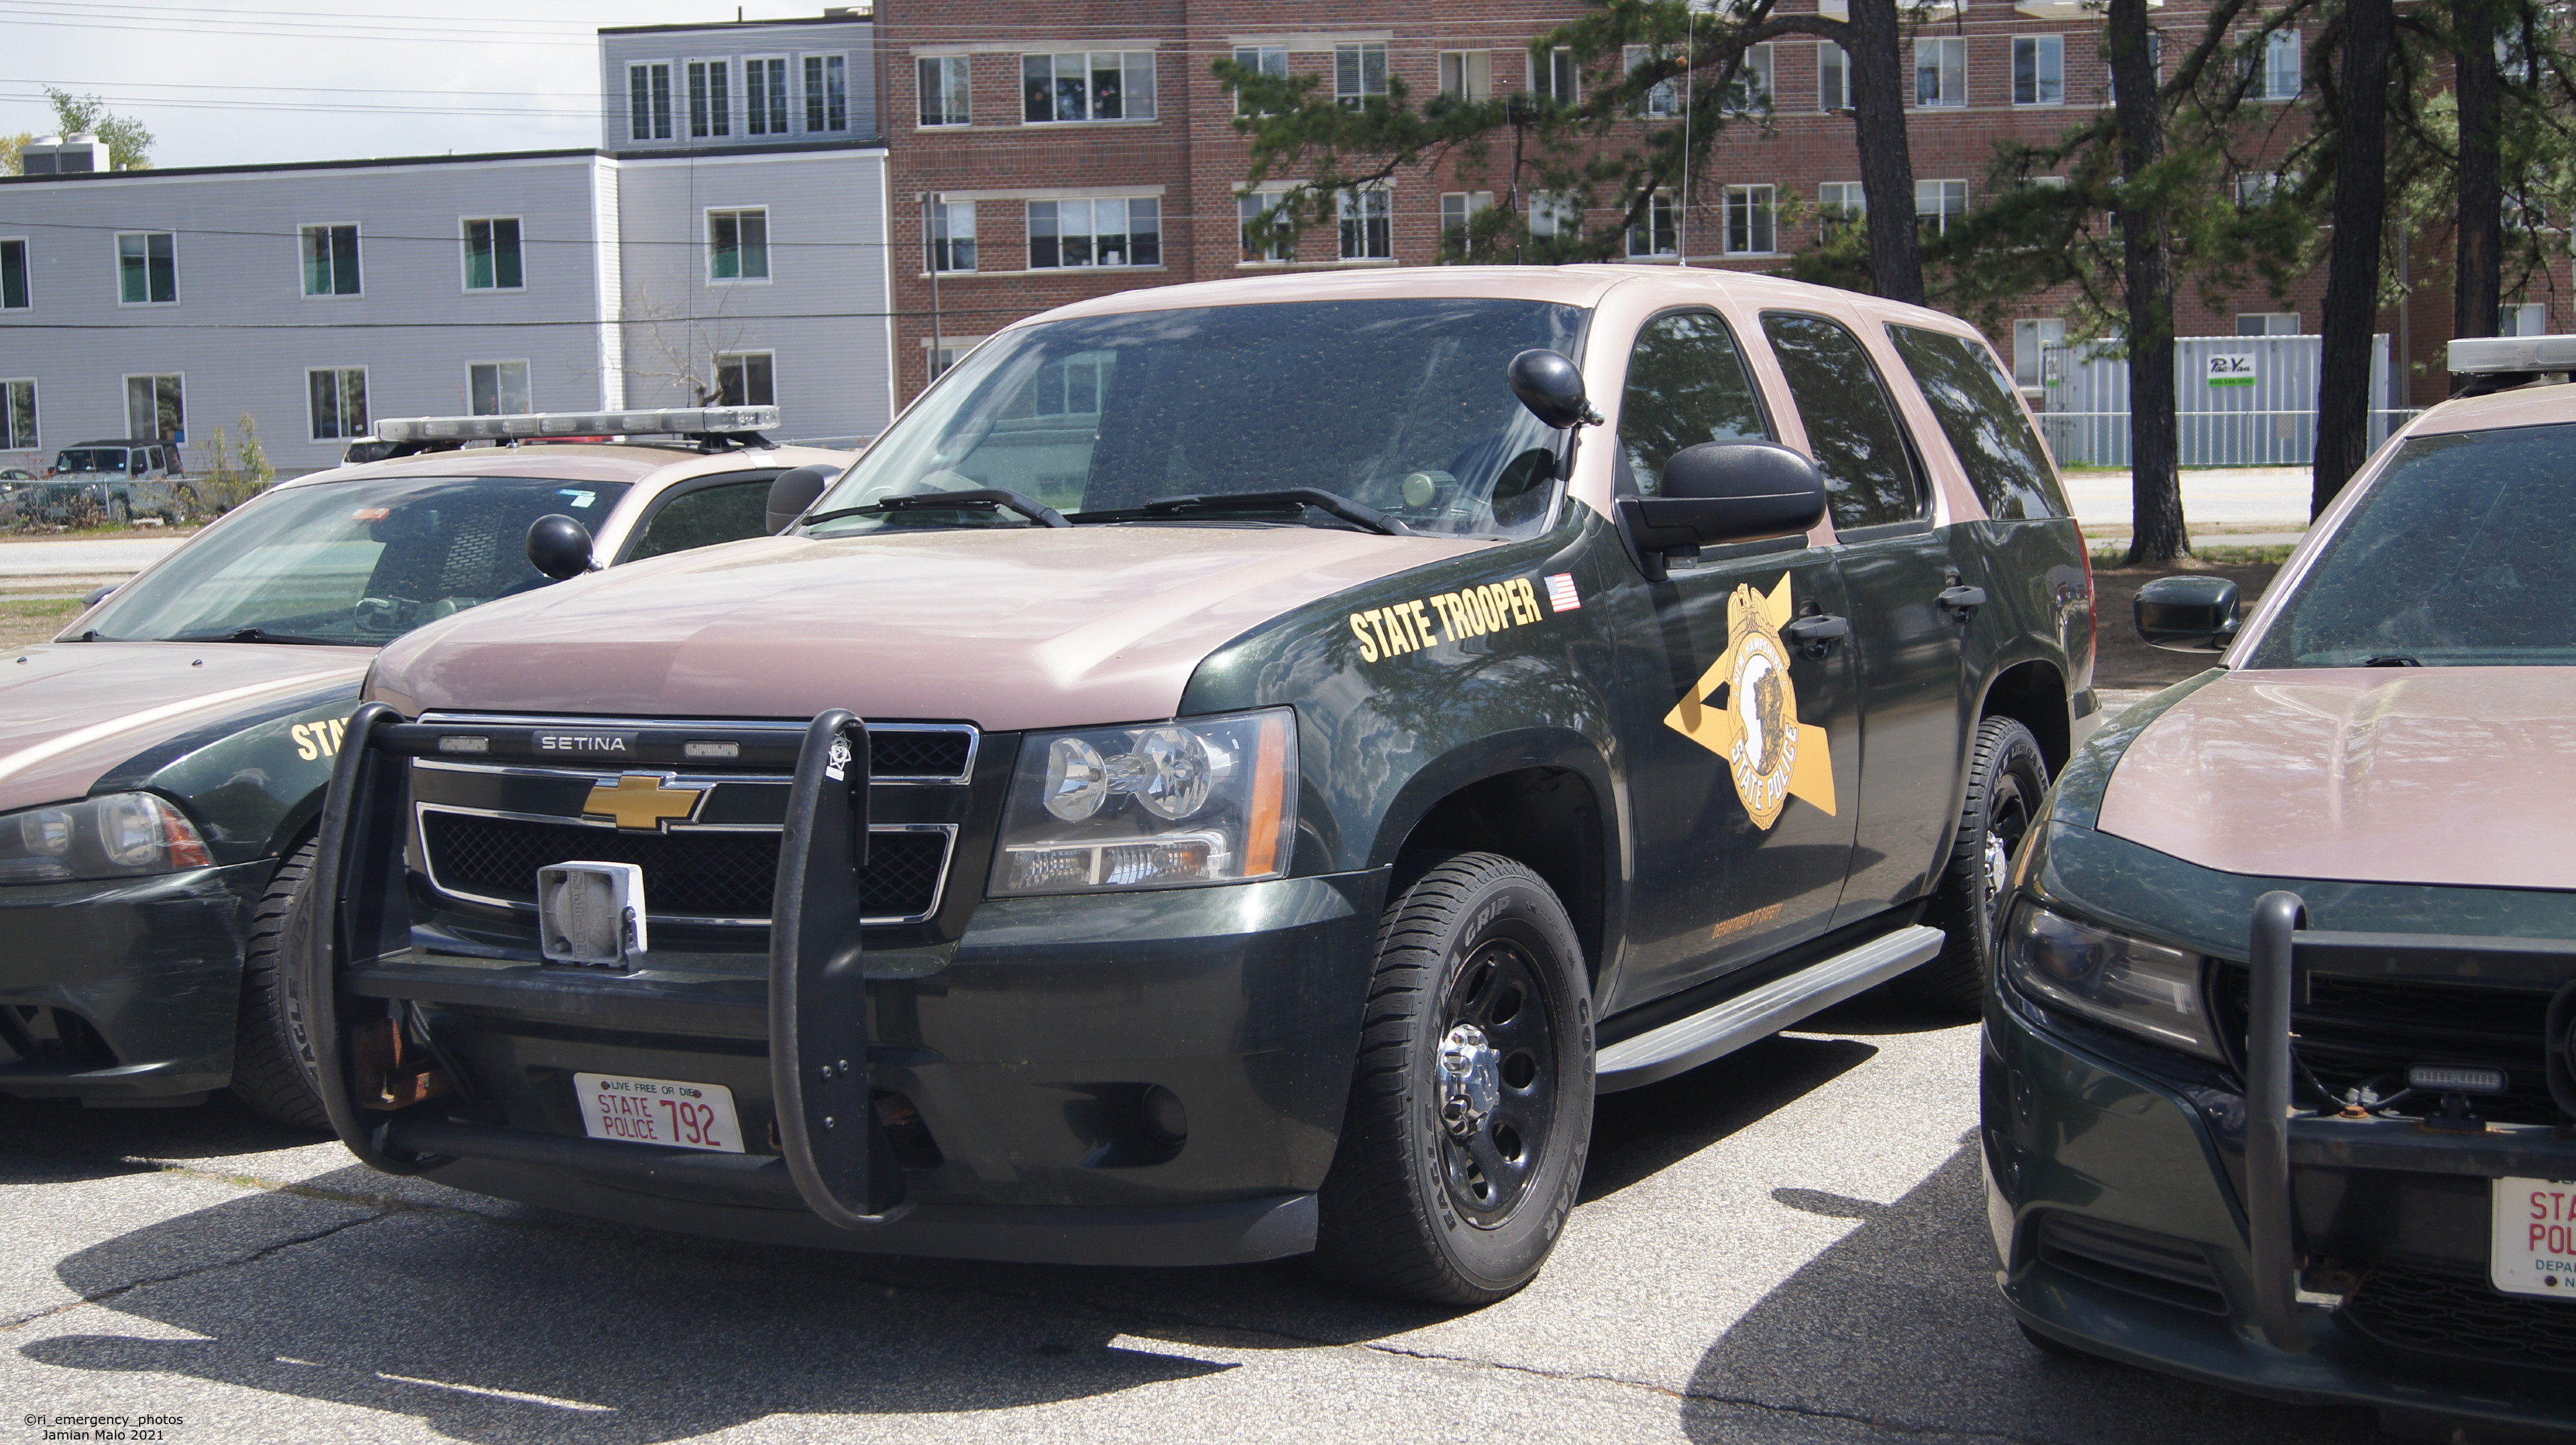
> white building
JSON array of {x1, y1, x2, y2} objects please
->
[{"x1": 0, "y1": 11, "x2": 892, "y2": 477}]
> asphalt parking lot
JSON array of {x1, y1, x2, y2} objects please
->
[{"x1": 2, "y1": 1002, "x2": 2387, "y2": 1445}]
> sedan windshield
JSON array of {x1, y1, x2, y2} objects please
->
[
  {"x1": 806, "y1": 298, "x2": 1587, "y2": 541},
  {"x1": 2247, "y1": 420, "x2": 2576, "y2": 667},
  {"x1": 74, "y1": 475, "x2": 630, "y2": 645}
]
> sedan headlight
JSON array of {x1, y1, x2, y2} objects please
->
[
  {"x1": 991, "y1": 708, "x2": 1296, "y2": 896},
  {"x1": 0, "y1": 793, "x2": 214, "y2": 884},
  {"x1": 1998, "y1": 900, "x2": 2222, "y2": 1060}
]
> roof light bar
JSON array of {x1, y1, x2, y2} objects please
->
[
  {"x1": 2447, "y1": 335, "x2": 2576, "y2": 375},
  {"x1": 372, "y1": 407, "x2": 782, "y2": 444}
]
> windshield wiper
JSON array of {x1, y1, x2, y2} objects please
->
[
  {"x1": 804, "y1": 488, "x2": 1070, "y2": 529},
  {"x1": 166, "y1": 627, "x2": 354, "y2": 647},
  {"x1": 1124, "y1": 488, "x2": 1413, "y2": 537},
  {"x1": 2361, "y1": 653, "x2": 2423, "y2": 667}
]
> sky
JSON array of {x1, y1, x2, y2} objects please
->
[{"x1": 3, "y1": 0, "x2": 828, "y2": 169}]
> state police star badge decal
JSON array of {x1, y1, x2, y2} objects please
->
[{"x1": 1661, "y1": 572, "x2": 1837, "y2": 831}]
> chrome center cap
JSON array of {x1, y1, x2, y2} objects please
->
[{"x1": 1438, "y1": 1022, "x2": 1501, "y2": 1138}]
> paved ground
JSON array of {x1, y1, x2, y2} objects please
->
[
  {"x1": 1, "y1": 1004, "x2": 2390, "y2": 1445},
  {"x1": 2058, "y1": 467, "x2": 2312, "y2": 548},
  {"x1": 0, "y1": 536, "x2": 186, "y2": 577}
]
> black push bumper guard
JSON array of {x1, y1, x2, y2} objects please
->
[
  {"x1": 305, "y1": 702, "x2": 912, "y2": 1228},
  {"x1": 2242, "y1": 892, "x2": 2576, "y2": 1350}
]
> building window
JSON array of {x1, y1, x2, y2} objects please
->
[
  {"x1": 1028, "y1": 198, "x2": 1161, "y2": 268},
  {"x1": 1915, "y1": 37, "x2": 1966, "y2": 107},
  {"x1": 2012, "y1": 36, "x2": 2064, "y2": 105},
  {"x1": 1916, "y1": 178, "x2": 1968, "y2": 235},
  {"x1": 714, "y1": 352, "x2": 774, "y2": 407},
  {"x1": 125, "y1": 375, "x2": 182, "y2": 441},
  {"x1": 1440, "y1": 191, "x2": 1493, "y2": 258},
  {"x1": 1336, "y1": 189, "x2": 1392, "y2": 260},
  {"x1": 1818, "y1": 180, "x2": 1866, "y2": 239},
  {"x1": 1627, "y1": 195, "x2": 1677, "y2": 258},
  {"x1": 746, "y1": 57, "x2": 788, "y2": 136},
  {"x1": 463, "y1": 218, "x2": 523, "y2": 290},
  {"x1": 307, "y1": 368, "x2": 365, "y2": 441},
  {"x1": 2504, "y1": 301, "x2": 2550, "y2": 336},
  {"x1": 688, "y1": 60, "x2": 731, "y2": 138},
  {"x1": 2111, "y1": 32, "x2": 2165, "y2": 104},
  {"x1": 1238, "y1": 193, "x2": 1293, "y2": 262},
  {"x1": 930, "y1": 201, "x2": 975, "y2": 272},
  {"x1": 117, "y1": 231, "x2": 176, "y2": 305},
  {"x1": 1725, "y1": 44, "x2": 1774, "y2": 113},
  {"x1": 1724, "y1": 185, "x2": 1776, "y2": 254},
  {"x1": 1234, "y1": 45, "x2": 1287, "y2": 115},
  {"x1": 1533, "y1": 46, "x2": 1579, "y2": 107},
  {"x1": 2236, "y1": 312, "x2": 2300, "y2": 336},
  {"x1": 1336, "y1": 42, "x2": 1389, "y2": 108},
  {"x1": 708, "y1": 209, "x2": 769, "y2": 282},
  {"x1": 629, "y1": 62, "x2": 672, "y2": 142},
  {"x1": 1624, "y1": 45, "x2": 1682, "y2": 117},
  {"x1": 2012, "y1": 317, "x2": 2064, "y2": 388},
  {"x1": 1, "y1": 380, "x2": 35, "y2": 449},
  {"x1": 918, "y1": 55, "x2": 968, "y2": 126},
  {"x1": 1438, "y1": 50, "x2": 1491, "y2": 101},
  {"x1": 1, "y1": 239, "x2": 25, "y2": 309},
  {"x1": 1022, "y1": 52, "x2": 1156, "y2": 122},
  {"x1": 468, "y1": 361, "x2": 531, "y2": 415},
  {"x1": 2234, "y1": 172, "x2": 2282, "y2": 207},
  {"x1": 1528, "y1": 191, "x2": 1580, "y2": 240},
  {"x1": 301, "y1": 224, "x2": 360, "y2": 297},
  {"x1": 809, "y1": 54, "x2": 850, "y2": 131},
  {"x1": 1819, "y1": 42, "x2": 1850, "y2": 111},
  {"x1": 2259, "y1": 30, "x2": 2300, "y2": 100},
  {"x1": 928, "y1": 339, "x2": 976, "y2": 382}
]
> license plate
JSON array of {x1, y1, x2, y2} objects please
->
[
  {"x1": 573, "y1": 1072, "x2": 745, "y2": 1154},
  {"x1": 2489, "y1": 1176, "x2": 2576, "y2": 1299}
]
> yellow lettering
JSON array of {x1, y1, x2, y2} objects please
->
[
  {"x1": 1430, "y1": 594, "x2": 1458, "y2": 641},
  {"x1": 290, "y1": 725, "x2": 315, "y2": 761},
  {"x1": 327, "y1": 716, "x2": 347, "y2": 752},
  {"x1": 1514, "y1": 577, "x2": 1541, "y2": 625},
  {"x1": 1407, "y1": 600, "x2": 1436, "y2": 650},
  {"x1": 1387, "y1": 606, "x2": 1417, "y2": 653},
  {"x1": 1469, "y1": 586, "x2": 1497, "y2": 635},
  {"x1": 1349, "y1": 612, "x2": 1379, "y2": 663},
  {"x1": 1365, "y1": 608, "x2": 1397, "y2": 658}
]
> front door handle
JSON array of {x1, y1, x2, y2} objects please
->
[
  {"x1": 1782, "y1": 613, "x2": 1851, "y2": 657},
  {"x1": 1937, "y1": 585, "x2": 1987, "y2": 622}
]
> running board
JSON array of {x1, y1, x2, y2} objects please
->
[{"x1": 1594, "y1": 925, "x2": 1947, "y2": 1093}]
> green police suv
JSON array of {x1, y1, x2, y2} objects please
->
[{"x1": 307, "y1": 268, "x2": 2098, "y2": 1301}]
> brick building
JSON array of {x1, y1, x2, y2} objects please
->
[{"x1": 877, "y1": 0, "x2": 2565, "y2": 414}]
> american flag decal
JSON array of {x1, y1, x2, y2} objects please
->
[{"x1": 1544, "y1": 573, "x2": 1580, "y2": 613}]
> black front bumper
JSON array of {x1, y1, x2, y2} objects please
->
[{"x1": 0, "y1": 860, "x2": 270, "y2": 1102}]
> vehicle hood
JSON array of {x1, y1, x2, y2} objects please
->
[
  {"x1": 0, "y1": 642, "x2": 372, "y2": 812},
  {"x1": 368, "y1": 526, "x2": 1489, "y2": 731},
  {"x1": 2095, "y1": 668, "x2": 2576, "y2": 891}
]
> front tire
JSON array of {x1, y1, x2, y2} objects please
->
[
  {"x1": 229, "y1": 839, "x2": 331, "y2": 1132},
  {"x1": 1899, "y1": 716, "x2": 2049, "y2": 1016},
  {"x1": 1313, "y1": 853, "x2": 1593, "y2": 1305}
]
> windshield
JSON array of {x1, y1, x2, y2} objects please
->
[
  {"x1": 2246, "y1": 421, "x2": 2576, "y2": 667},
  {"x1": 56, "y1": 449, "x2": 125, "y2": 474},
  {"x1": 75, "y1": 475, "x2": 631, "y2": 645},
  {"x1": 808, "y1": 298, "x2": 1587, "y2": 541}
]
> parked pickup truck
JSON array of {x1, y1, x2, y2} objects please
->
[{"x1": 307, "y1": 267, "x2": 2100, "y2": 1303}]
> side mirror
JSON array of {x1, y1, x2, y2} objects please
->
[
  {"x1": 1615, "y1": 442, "x2": 1827, "y2": 582},
  {"x1": 2135, "y1": 574, "x2": 2240, "y2": 651},
  {"x1": 525, "y1": 514, "x2": 598, "y2": 582},
  {"x1": 766, "y1": 465, "x2": 836, "y2": 534},
  {"x1": 1508, "y1": 350, "x2": 1598, "y2": 430},
  {"x1": 82, "y1": 584, "x2": 115, "y2": 608}
]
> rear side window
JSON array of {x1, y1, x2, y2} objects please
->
[
  {"x1": 627, "y1": 476, "x2": 777, "y2": 560},
  {"x1": 1615, "y1": 309, "x2": 1770, "y2": 496},
  {"x1": 1886, "y1": 324, "x2": 2066, "y2": 521},
  {"x1": 1758, "y1": 311, "x2": 1925, "y2": 532}
]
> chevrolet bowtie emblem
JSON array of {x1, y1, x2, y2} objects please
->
[{"x1": 582, "y1": 773, "x2": 709, "y2": 831}]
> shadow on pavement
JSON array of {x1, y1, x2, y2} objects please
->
[
  {"x1": 1581, "y1": 1032, "x2": 1878, "y2": 1204},
  {"x1": 0, "y1": 1091, "x2": 327, "y2": 1170},
  {"x1": 1682, "y1": 1143, "x2": 2388, "y2": 1444}
]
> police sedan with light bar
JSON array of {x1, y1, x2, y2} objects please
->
[{"x1": 0, "y1": 411, "x2": 852, "y2": 1126}]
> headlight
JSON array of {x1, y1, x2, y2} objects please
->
[
  {"x1": 1998, "y1": 900, "x2": 2222, "y2": 1060},
  {"x1": 0, "y1": 793, "x2": 214, "y2": 884},
  {"x1": 991, "y1": 708, "x2": 1296, "y2": 896}
]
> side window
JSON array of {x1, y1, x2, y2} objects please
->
[
  {"x1": 1615, "y1": 309, "x2": 1770, "y2": 496},
  {"x1": 1885, "y1": 324, "x2": 2068, "y2": 521},
  {"x1": 627, "y1": 477, "x2": 777, "y2": 561},
  {"x1": 1758, "y1": 311, "x2": 1925, "y2": 531}
]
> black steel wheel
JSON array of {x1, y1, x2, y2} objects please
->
[
  {"x1": 229, "y1": 839, "x2": 332, "y2": 1132},
  {"x1": 1900, "y1": 716, "x2": 2049, "y2": 1016},
  {"x1": 1313, "y1": 852, "x2": 1593, "y2": 1305}
]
